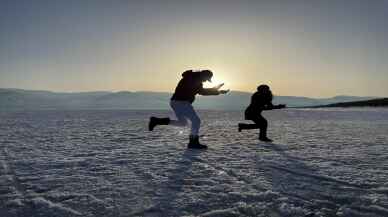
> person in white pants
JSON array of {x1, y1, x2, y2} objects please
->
[
  {"x1": 169, "y1": 100, "x2": 201, "y2": 136},
  {"x1": 149, "y1": 69, "x2": 229, "y2": 149}
]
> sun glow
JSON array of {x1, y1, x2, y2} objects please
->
[{"x1": 203, "y1": 66, "x2": 231, "y2": 90}]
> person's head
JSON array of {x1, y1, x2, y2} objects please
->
[
  {"x1": 199, "y1": 70, "x2": 213, "y2": 82},
  {"x1": 257, "y1": 84, "x2": 273, "y2": 101},
  {"x1": 182, "y1": 69, "x2": 213, "y2": 82}
]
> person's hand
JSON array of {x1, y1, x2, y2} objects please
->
[
  {"x1": 219, "y1": 89, "x2": 230, "y2": 94},
  {"x1": 213, "y1": 83, "x2": 224, "y2": 89}
]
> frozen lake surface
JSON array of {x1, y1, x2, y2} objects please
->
[{"x1": 1, "y1": 108, "x2": 388, "y2": 217}]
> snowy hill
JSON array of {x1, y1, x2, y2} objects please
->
[{"x1": 0, "y1": 88, "x2": 376, "y2": 111}]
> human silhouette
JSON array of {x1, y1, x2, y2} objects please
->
[
  {"x1": 238, "y1": 84, "x2": 286, "y2": 142},
  {"x1": 149, "y1": 70, "x2": 229, "y2": 149}
]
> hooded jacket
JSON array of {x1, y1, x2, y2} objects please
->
[
  {"x1": 245, "y1": 91, "x2": 274, "y2": 119},
  {"x1": 171, "y1": 70, "x2": 219, "y2": 103}
]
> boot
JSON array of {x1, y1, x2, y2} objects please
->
[
  {"x1": 259, "y1": 137, "x2": 273, "y2": 142},
  {"x1": 259, "y1": 130, "x2": 272, "y2": 142},
  {"x1": 148, "y1": 117, "x2": 170, "y2": 131},
  {"x1": 187, "y1": 135, "x2": 207, "y2": 149}
]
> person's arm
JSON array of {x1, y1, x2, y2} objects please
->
[
  {"x1": 268, "y1": 104, "x2": 287, "y2": 109},
  {"x1": 262, "y1": 103, "x2": 286, "y2": 110},
  {"x1": 277, "y1": 104, "x2": 287, "y2": 109},
  {"x1": 198, "y1": 87, "x2": 220, "y2": 95},
  {"x1": 198, "y1": 83, "x2": 229, "y2": 95},
  {"x1": 263, "y1": 102, "x2": 275, "y2": 110}
]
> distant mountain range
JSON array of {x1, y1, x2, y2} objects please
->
[
  {"x1": 0, "y1": 88, "x2": 381, "y2": 111},
  {"x1": 312, "y1": 98, "x2": 388, "y2": 108}
]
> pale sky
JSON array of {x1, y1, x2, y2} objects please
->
[{"x1": 1, "y1": 0, "x2": 388, "y2": 97}]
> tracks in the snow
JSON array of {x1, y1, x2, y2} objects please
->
[{"x1": 1, "y1": 147, "x2": 26, "y2": 199}]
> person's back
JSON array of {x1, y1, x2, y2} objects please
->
[
  {"x1": 245, "y1": 90, "x2": 273, "y2": 120},
  {"x1": 171, "y1": 71, "x2": 203, "y2": 103}
]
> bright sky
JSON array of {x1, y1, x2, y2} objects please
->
[{"x1": 1, "y1": 0, "x2": 388, "y2": 97}]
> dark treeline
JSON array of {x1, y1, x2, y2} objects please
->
[{"x1": 314, "y1": 98, "x2": 388, "y2": 108}]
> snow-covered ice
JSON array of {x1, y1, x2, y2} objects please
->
[{"x1": 1, "y1": 108, "x2": 388, "y2": 217}]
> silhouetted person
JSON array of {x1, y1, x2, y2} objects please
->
[
  {"x1": 148, "y1": 70, "x2": 229, "y2": 149},
  {"x1": 238, "y1": 84, "x2": 286, "y2": 142}
]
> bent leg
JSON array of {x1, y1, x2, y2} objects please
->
[
  {"x1": 238, "y1": 114, "x2": 260, "y2": 131},
  {"x1": 171, "y1": 101, "x2": 201, "y2": 136},
  {"x1": 239, "y1": 115, "x2": 267, "y2": 133},
  {"x1": 171, "y1": 101, "x2": 200, "y2": 136},
  {"x1": 184, "y1": 106, "x2": 206, "y2": 148},
  {"x1": 238, "y1": 123, "x2": 260, "y2": 130},
  {"x1": 171, "y1": 102, "x2": 200, "y2": 136},
  {"x1": 186, "y1": 107, "x2": 201, "y2": 136},
  {"x1": 169, "y1": 113, "x2": 188, "y2": 127},
  {"x1": 170, "y1": 101, "x2": 205, "y2": 148},
  {"x1": 169, "y1": 100, "x2": 190, "y2": 127},
  {"x1": 148, "y1": 116, "x2": 170, "y2": 131},
  {"x1": 252, "y1": 115, "x2": 269, "y2": 139}
]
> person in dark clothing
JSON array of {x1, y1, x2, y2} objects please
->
[
  {"x1": 149, "y1": 70, "x2": 229, "y2": 149},
  {"x1": 238, "y1": 84, "x2": 286, "y2": 142}
]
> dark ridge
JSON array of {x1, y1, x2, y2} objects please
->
[
  {"x1": 312, "y1": 98, "x2": 388, "y2": 108},
  {"x1": 0, "y1": 88, "x2": 383, "y2": 110}
]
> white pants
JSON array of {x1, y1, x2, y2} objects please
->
[{"x1": 169, "y1": 100, "x2": 201, "y2": 136}]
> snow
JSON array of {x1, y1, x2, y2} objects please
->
[{"x1": 1, "y1": 108, "x2": 388, "y2": 217}]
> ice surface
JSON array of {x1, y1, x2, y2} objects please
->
[{"x1": 1, "y1": 108, "x2": 388, "y2": 217}]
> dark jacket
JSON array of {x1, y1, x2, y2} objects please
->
[
  {"x1": 245, "y1": 92, "x2": 273, "y2": 119},
  {"x1": 171, "y1": 71, "x2": 219, "y2": 103}
]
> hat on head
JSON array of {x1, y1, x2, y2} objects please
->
[
  {"x1": 201, "y1": 70, "x2": 213, "y2": 82},
  {"x1": 257, "y1": 84, "x2": 270, "y2": 92}
]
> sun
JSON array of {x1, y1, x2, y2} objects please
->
[{"x1": 202, "y1": 66, "x2": 231, "y2": 89}]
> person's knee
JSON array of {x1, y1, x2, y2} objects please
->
[
  {"x1": 177, "y1": 118, "x2": 188, "y2": 126},
  {"x1": 257, "y1": 118, "x2": 267, "y2": 128},
  {"x1": 191, "y1": 116, "x2": 201, "y2": 127}
]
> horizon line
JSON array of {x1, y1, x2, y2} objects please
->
[{"x1": 0, "y1": 87, "x2": 381, "y2": 99}]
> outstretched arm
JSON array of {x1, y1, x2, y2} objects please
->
[
  {"x1": 198, "y1": 88, "x2": 220, "y2": 95},
  {"x1": 263, "y1": 102, "x2": 274, "y2": 110},
  {"x1": 274, "y1": 104, "x2": 286, "y2": 109},
  {"x1": 198, "y1": 83, "x2": 229, "y2": 96},
  {"x1": 198, "y1": 88, "x2": 230, "y2": 95},
  {"x1": 263, "y1": 103, "x2": 286, "y2": 110},
  {"x1": 270, "y1": 104, "x2": 286, "y2": 109}
]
